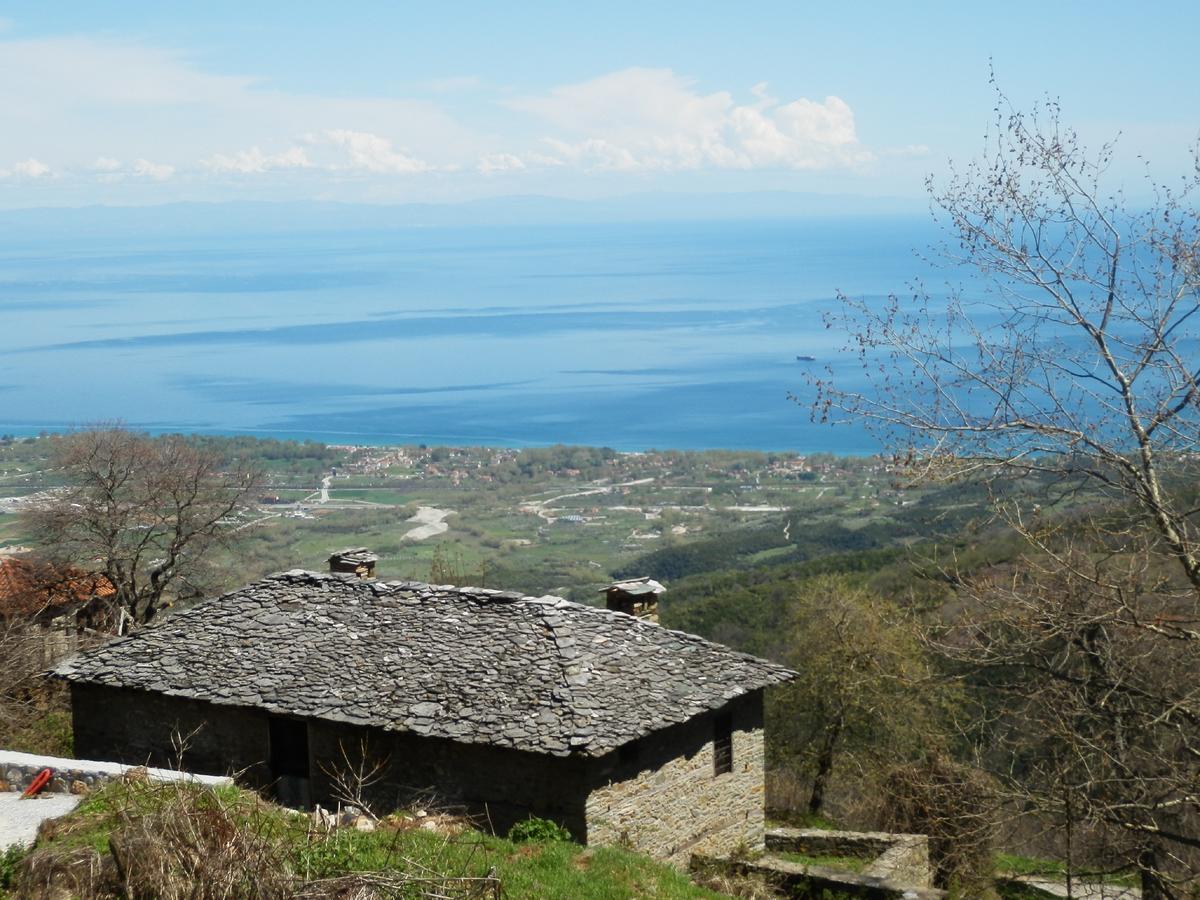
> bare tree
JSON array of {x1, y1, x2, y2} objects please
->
[
  {"x1": 25, "y1": 427, "x2": 262, "y2": 627},
  {"x1": 0, "y1": 615, "x2": 49, "y2": 746},
  {"x1": 812, "y1": 82, "x2": 1200, "y2": 896},
  {"x1": 934, "y1": 537, "x2": 1200, "y2": 897},
  {"x1": 318, "y1": 738, "x2": 391, "y2": 818},
  {"x1": 813, "y1": 80, "x2": 1200, "y2": 588}
]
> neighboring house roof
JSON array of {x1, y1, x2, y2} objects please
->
[
  {"x1": 0, "y1": 557, "x2": 116, "y2": 622},
  {"x1": 327, "y1": 548, "x2": 379, "y2": 566},
  {"x1": 54, "y1": 570, "x2": 793, "y2": 758},
  {"x1": 601, "y1": 577, "x2": 666, "y2": 596}
]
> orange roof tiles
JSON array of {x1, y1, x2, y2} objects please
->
[{"x1": 0, "y1": 557, "x2": 115, "y2": 621}]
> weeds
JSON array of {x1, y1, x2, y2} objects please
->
[
  {"x1": 506, "y1": 817, "x2": 572, "y2": 844},
  {"x1": 12, "y1": 777, "x2": 718, "y2": 898},
  {"x1": 14, "y1": 776, "x2": 501, "y2": 899},
  {"x1": 0, "y1": 843, "x2": 28, "y2": 896}
]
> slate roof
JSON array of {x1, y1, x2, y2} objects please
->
[
  {"x1": 328, "y1": 548, "x2": 379, "y2": 566},
  {"x1": 602, "y1": 577, "x2": 666, "y2": 597},
  {"x1": 54, "y1": 570, "x2": 794, "y2": 758}
]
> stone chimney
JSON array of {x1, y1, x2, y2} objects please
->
[
  {"x1": 599, "y1": 577, "x2": 665, "y2": 622},
  {"x1": 327, "y1": 548, "x2": 378, "y2": 579}
]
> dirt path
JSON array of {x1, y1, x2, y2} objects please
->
[
  {"x1": 230, "y1": 512, "x2": 281, "y2": 533},
  {"x1": 1011, "y1": 877, "x2": 1139, "y2": 899},
  {"x1": 521, "y1": 478, "x2": 655, "y2": 523},
  {"x1": 0, "y1": 792, "x2": 82, "y2": 849},
  {"x1": 403, "y1": 506, "x2": 454, "y2": 541}
]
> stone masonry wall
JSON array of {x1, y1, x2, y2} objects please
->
[
  {"x1": 585, "y1": 691, "x2": 765, "y2": 864},
  {"x1": 70, "y1": 682, "x2": 769, "y2": 860},
  {"x1": 766, "y1": 826, "x2": 935, "y2": 889},
  {"x1": 71, "y1": 685, "x2": 593, "y2": 835},
  {"x1": 70, "y1": 683, "x2": 273, "y2": 789},
  {"x1": 306, "y1": 720, "x2": 592, "y2": 837},
  {"x1": 0, "y1": 748, "x2": 231, "y2": 795},
  {"x1": 71, "y1": 684, "x2": 589, "y2": 833}
]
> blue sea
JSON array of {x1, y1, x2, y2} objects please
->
[{"x1": 0, "y1": 215, "x2": 945, "y2": 452}]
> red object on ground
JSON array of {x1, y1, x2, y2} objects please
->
[{"x1": 21, "y1": 768, "x2": 53, "y2": 798}]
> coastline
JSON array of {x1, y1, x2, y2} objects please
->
[{"x1": 0, "y1": 422, "x2": 881, "y2": 456}]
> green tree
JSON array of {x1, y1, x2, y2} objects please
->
[{"x1": 767, "y1": 575, "x2": 948, "y2": 818}]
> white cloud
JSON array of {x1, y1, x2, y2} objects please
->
[
  {"x1": 0, "y1": 35, "x2": 480, "y2": 178},
  {"x1": 509, "y1": 68, "x2": 872, "y2": 173},
  {"x1": 132, "y1": 158, "x2": 175, "y2": 181},
  {"x1": 203, "y1": 145, "x2": 313, "y2": 174},
  {"x1": 313, "y1": 130, "x2": 432, "y2": 174},
  {"x1": 0, "y1": 31, "x2": 892, "y2": 200},
  {"x1": 12, "y1": 157, "x2": 52, "y2": 178},
  {"x1": 477, "y1": 152, "x2": 527, "y2": 174},
  {"x1": 542, "y1": 138, "x2": 642, "y2": 172}
]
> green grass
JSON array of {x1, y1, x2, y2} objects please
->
[
  {"x1": 0, "y1": 844, "x2": 27, "y2": 897},
  {"x1": 767, "y1": 812, "x2": 840, "y2": 831},
  {"x1": 2, "y1": 709, "x2": 74, "y2": 757},
  {"x1": 994, "y1": 853, "x2": 1069, "y2": 879},
  {"x1": 774, "y1": 850, "x2": 869, "y2": 873},
  {"x1": 996, "y1": 883, "x2": 1058, "y2": 900},
  {"x1": 994, "y1": 853, "x2": 1138, "y2": 889},
  {"x1": 22, "y1": 780, "x2": 721, "y2": 899}
]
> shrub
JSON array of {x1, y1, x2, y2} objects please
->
[
  {"x1": 876, "y1": 754, "x2": 997, "y2": 893},
  {"x1": 0, "y1": 843, "x2": 27, "y2": 894},
  {"x1": 507, "y1": 817, "x2": 572, "y2": 843}
]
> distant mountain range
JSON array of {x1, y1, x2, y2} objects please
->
[{"x1": 0, "y1": 191, "x2": 926, "y2": 238}]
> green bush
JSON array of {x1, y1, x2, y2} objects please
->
[
  {"x1": 507, "y1": 816, "x2": 572, "y2": 843},
  {"x1": 0, "y1": 844, "x2": 27, "y2": 894}
]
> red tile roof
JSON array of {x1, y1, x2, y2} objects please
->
[{"x1": 0, "y1": 557, "x2": 116, "y2": 622}]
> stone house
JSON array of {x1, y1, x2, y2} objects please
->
[
  {"x1": 53, "y1": 569, "x2": 793, "y2": 862},
  {"x1": 0, "y1": 556, "x2": 116, "y2": 665}
]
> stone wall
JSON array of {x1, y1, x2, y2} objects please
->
[
  {"x1": 70, "y1": 684, "x2": 595, "y2": 836},
  {"x1": 691, "y1": 854, "x2": 948, "y2": 900},
  {"x1": 766, "y1": 826, "x2": 935, "y2": 889},
  {"x1": 0, "y1": 748, "x2": 231, "y2": 795},
  {"x1": 305, "y1": 720, "x2": 593, "y2": 838},
  {"x1": 70, "y1": 683, "x2": 274, "y2": 788},
  {"x1": 70, "y1": 683, "x2": 771, "y2": 862},
  {"x1": 584, "y1": 691, "x2": 765, "y2": 864}
]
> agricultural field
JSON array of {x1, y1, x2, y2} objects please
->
[{"x1": 0, "y1": 434, "x2": 955, "y2": 602}]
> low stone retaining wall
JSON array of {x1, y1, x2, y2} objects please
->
[
  {"x1": 766, "y1": 826, "x2": 935, "y2": 888},
  {"x1": 691, "y1": 826, "x2": 941, "y2": 899},
  {"x1": 692, "y1": 853, "x2": 946, "y2": 899},
  {"x1": 0, "y1": 748, "x2": 232, "y2": 795}
]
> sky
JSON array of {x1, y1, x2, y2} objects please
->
[{"x1": 0, "y1": 1, "x2": 1196, "y2": 209}]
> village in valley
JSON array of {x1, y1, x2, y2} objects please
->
[{"x1": 1, "y1": 436, "x2": 929, "y2": 601}]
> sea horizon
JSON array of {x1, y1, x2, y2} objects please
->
[{"x1": 0, "y1": 204, "x2": 947, "y2": 454}]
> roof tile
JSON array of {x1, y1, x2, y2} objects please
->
[{"x1": 55, "y1": 570, "x2": 794, "y2": 757}]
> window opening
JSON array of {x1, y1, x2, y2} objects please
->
[{"x1": 713, "y1": 712, "x2": 733, "y2": 775}]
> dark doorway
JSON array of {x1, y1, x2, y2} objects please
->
[{"x1": 268, "y1": 715, "x2": 311, "y2": 808}]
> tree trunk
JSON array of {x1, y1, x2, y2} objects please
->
[
  {"x1": 1139, "y1": 844, "x2": 1175, "y2": 900},
  {"x1": 808, "y1": 713, "x2": 843, "y2": 816}
]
